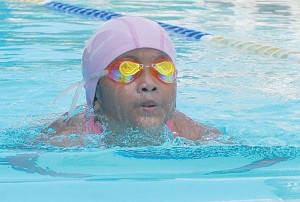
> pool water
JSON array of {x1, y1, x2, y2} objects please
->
[{"x1": 1, "y1": 0, "x2": 300, "y2": 201}]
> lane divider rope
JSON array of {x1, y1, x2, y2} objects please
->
[{"x1": 40, "y1": 1, "x2": 298, "y2": 63}]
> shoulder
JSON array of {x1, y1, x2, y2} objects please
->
[
  {"x1": 168, "y1": 110, "x2": 221, "y2": 141},
  {"x1": 38, "y1": 106, "x2": 102, "y2": 147},
  {"x1": 43, "y1": 106, "x2": 97, "y2": 135}
]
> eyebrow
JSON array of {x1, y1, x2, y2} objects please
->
[
  {"x1": 154, "y1": 55, "x2": 170, "y2": 61},
  {"x1": 121, "y1": 54, "x2": 169, "y2": 62},
  {"x1": 121, "y1": 56, "x2": 139, "y2": 60}
]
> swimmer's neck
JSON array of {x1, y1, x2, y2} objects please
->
[{"x1": 94, "y1": 112, "x2": 167, "y2": 147}]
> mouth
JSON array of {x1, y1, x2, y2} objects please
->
[{"x1": 139, "y1": 100, "x2": 159, "y2": 112}]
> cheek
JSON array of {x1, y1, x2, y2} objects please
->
[
  {"x1": 112, "y1": 85, "x2": 141, "y2": 124},
  {"x1": 99, "y1": 79, "x2": 120, "y2": 112},
  {"x1": 163, "y1": 84, "x2": 177, "y2": 103},
  {"x1": 113, "y1": 87, "x2": 134, "y2": 109},
  {"x1": 100, "y1": 80, "x2": 137, "y2": 118},
  {"x1": 160, "y1": 83, "x2": 177, "y2": 118}
]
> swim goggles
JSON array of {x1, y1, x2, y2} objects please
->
[{"x1": 103, "y1": 59, "x2": 177, "y2": 84}]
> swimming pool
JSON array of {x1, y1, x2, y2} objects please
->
[{"x1": 1, "y1": 0, "x2": 300, "y2": 201}]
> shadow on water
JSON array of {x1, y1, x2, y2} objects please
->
[
  {"x1": 0, "y1": 123, "x2": 299, "y2": 179},
  {"x1": 0, "y1": 143, "x2": 299, "y2": 179}
]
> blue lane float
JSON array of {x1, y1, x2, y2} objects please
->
[
  {"x1": 44, "y1": 1, "x2": 300, "y2": 63},
  {"x1": 44, "y1": 1, "x2": 123, "y2": 21},
  {"x1": 44, "y1": 1, "x2": 211, "y2": 41}
]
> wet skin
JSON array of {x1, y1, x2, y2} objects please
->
[
  {"x1": 43, "y1": 48, "x2": 221, "y2": 147},
  {"x1": 95, "y1": 48, "x2": 177, "y2": 130}
]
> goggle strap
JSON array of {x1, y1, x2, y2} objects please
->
[
  {"x1": 53, "y1": 79, "x2": 86, "y2": 120},
  {"x1": 54, "y1": 80, "x2": 83, "y2": 104},
  {"x1": 68, "y1": 79, "x2": 86, "y2": 119},
  {"x1": 54, "y1": 70, "x2": 109, "y2": 121},
  {"x1": 88, "y1": 70, "x2": 109, "y2": 80},
  {"x1": 54, "y1": 70, "x2": 107, "y2": 104}
]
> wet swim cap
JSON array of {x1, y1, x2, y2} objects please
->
[{"x1": 82, "y1": 16, "x2": 177, "y2": 107}]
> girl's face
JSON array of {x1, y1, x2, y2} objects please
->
[{"x1": 96, "y1": 48, "x2": 177, "y2": 129}]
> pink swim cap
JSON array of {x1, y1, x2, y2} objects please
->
[{"x1": 82, "y1": 16, "x2": 177, "y2": 107}]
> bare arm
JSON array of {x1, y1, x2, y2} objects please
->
[
  {"x1": 39, "y1": 114, "x2": 90, "y2": 147},
  {"x1": 43, "y1": 113, "x2": 86, "y2": 135},
  {"x1": 168, "y1": 110, "x2": 221, "y2": 141}
]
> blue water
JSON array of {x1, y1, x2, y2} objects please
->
[{"x1": 1, "y1": 0, "x2": 300, "y2": 201}]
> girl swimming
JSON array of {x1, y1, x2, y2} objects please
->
[{"x1": 43, "y1": 16, "x2": 221, "y2": 147}]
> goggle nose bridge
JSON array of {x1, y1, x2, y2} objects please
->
[{"x1": 139, "y1": 63, "x2": 155, "y2": 69}]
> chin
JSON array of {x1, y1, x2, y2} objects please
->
[{"x1": 134, "y1": 117, "x2": 165, "y2": 129}]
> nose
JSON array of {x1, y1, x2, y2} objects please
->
[{"x1": 137, "y1": 68, "x2": 159, "y2": 93}]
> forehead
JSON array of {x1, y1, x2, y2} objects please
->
[{"x1": 116, "y1": 48, "x2": 171, "y2": 61}]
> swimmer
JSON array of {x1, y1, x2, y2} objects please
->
[{"x1": 43, "y1": 16, "x2": 221, "y2": 147}]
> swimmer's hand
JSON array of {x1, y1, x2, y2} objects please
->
[{"x1": 168, "y1": 111, "x2": 221, "y2": 142}]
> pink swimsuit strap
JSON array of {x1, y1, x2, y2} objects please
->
[
  {"x1": 86, "y1": 115, "x2": 103, "y2": 134},
  {"x1": 165, "y1": 119, "x2": 173, "y2": 133},
  {"x1": 75, "y1": 108, "x2": 103, "y2": 134},
  {"x1": 166, "y1": 119, "x2": 179, "y2": 138}
]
